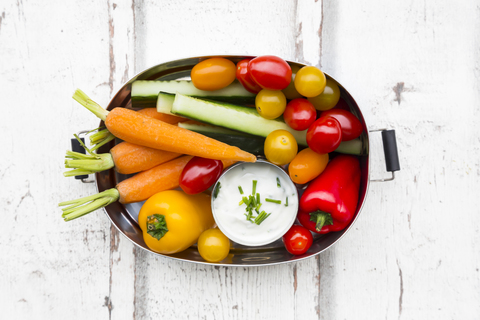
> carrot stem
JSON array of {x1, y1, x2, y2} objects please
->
[
  {"x1": 89, "y1": 128, "x2": 115, "y2": 151},
  {"x1": 64, "y1": 134, "x2": 114, "y2": 176},
  {"x1": 72, "y1": 89, "x2": 109, "y2": 121},
  {"x1": 59, "y1": 188, "x2": 119, "y2": 221},
  {"x1": 64, "y1": 151, "x2": 114, "y2": 177}
]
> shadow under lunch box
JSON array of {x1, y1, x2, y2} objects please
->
[{"x1": 88, "y1": 55, "x2": 400, "y2": 266}]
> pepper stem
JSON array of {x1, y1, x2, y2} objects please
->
[
  {"x1": 309, "y1": 211, "x2": 334, "y2": 232},
  {"x1": 146, "y1": 214, "x2": 169, "y2": 240}
]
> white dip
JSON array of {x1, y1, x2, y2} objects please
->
[{"x1": 212, "y1": 161, "x2": 298, "y2": 246}]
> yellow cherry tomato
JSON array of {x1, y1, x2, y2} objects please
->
[
  {"x1": 307, "y1": 78, "x2": 341, "y2": 111},
  {"x1": 197, "y1": 228, "x2": 230, "y2": 263},
  {"x1": 294, "y1": 66, "x2": 326, "y2": 98},
  {"x1": 138, "y1": 190, "x2": 214, "y2": 255},
  {"x1": 282, "y1": 65, "x2": 303, "y2": 100},
  {"x1": 255, "y1": 89, "x2": 287, "y2": 120},
  {"x1": 264, "y1": 130, "x2": 298, "y2": 165},
  {"x1": 288, "y1": 148, "x2": 329, "y2": 184},
  {"x1": 191, "y1": 57, "x2": 236, "y2": 91}
]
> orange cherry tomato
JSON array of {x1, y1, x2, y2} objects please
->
[
  {"x1": 288, "y1": 148, "x2": 329, "y2": 184},
  {"x1": 191, "y1": 58, "x2": 236, "y2": 91},
  {"x1": 294, "y1": 66, "x2": 326, "y2": 98},
  {"x1": 307, "y1": 78, "x2": 341, "y2": 111}
]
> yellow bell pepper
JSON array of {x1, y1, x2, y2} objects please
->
[{"x1": 138, "y1": 190, "x2": 215, "y2": 254}]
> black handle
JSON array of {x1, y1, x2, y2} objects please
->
[
  {"x1": 71, "y1": 138, "x2": 89, "y2": 180},
  {"x1": 381, "y1": 130, "x2": 400, "y2": 172}
]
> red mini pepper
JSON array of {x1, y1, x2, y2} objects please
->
[{"x1": 298, "y1": 154, "x2": 361, "y2": 234}]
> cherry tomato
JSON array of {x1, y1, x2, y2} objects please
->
[
  {"x1": 294, "y1": 66, "x2": 326, "y2": 98},
  {"x1": 255, "y1": 89, "x2": 287, "y2": 120},
  {"x1": 191, "y1": 58, "x2": 236, "y2": 91},
  {"x1": 248, "y1": 55, "x2": 292, "y2": 90},
  {"x1": 236, "y1": 59, "x2": 262, "y2": 94},
  {"x1": 306, "y1": 116, "x2": 342, "y2": 154},
  {"x1": 282, "y1": 225, "x2": 313, "y2": 255},
  {"x1": 307, "y1": 78, "x2": 341, "y2": 111},
  {"x1": 264, "y1": 130, "x2": 298, "y2": 165},
  {"x1": 197, "y1": 228, "x2": 230, "y2": 263},
  {"x1": 288, "y1": 148, "x2": 329, "y2": 184},
  {"x1": 179, "y1": 157, "x2": 223, "y2": 194},
  {"x1": 320, "y1": 109, "x2": 363, "y2": 141},
  {"x1": 283, "y1": 98, "x2": 317, "y2": 131},
  {"x1": 282, "y1": 65, "x2": 303, "y2": 100},
  {"x1": 332, "y1": 97, "x2": 350, "y2": 111}
]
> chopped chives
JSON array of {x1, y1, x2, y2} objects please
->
[
  {"x1": 238, "y1": 186, "x2": 244, "y2": 195},
  {"x1": 285, "y1": 196, "x2": 289, "y2": 207},
  {"x1": 254, "y1": 211, "x2": 271, "y2": 225},
  {"x1": 265, "y1": 198, "x2": 281, "y2": 204},
  {"x1": 252, "y1": 180, "x2": 257, "y2": 195},
  {"x1": 239, "y1": 199, "x2": 244, "y2": 206},
  {"x1": 213, "y1": 182, "x2": 221, "y2": 199},
  {"x1": 276, "y1": 177, "x2": 281, "y2": 188},
  {"x1": 256, "y1": 193, "x2": 260, "y2": 205}
]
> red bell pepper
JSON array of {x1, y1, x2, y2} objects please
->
[{"x1": 298, "y1": 154, "x2": 361, "y2": 234}]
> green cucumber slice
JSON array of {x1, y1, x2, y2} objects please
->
[
  {"x1": 179, "y1": 122, "x2": 265, "y2": 156},
  {"x1": 132, "y1": 80, "x2": 255, "y2": 108},
  {"x1": 171, "y1": 93, "x2": 309, "y2": 146}
]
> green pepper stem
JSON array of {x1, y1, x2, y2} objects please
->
[
  {"x1": 146, "y1": 214, "x2": 169, "y2": 240},
  {"x1": 72, "y1": 89, "x2": 109, "y2": 121},
  {"x1": 309, "y1": 211, "x2": 334, "y2": 232},
  {"x1": 59, "y1": 188, "x2": 119, "y2": 221}
]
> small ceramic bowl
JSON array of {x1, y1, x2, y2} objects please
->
[{"x1": 211, "y1": 159, "x2": 299, "y2": 246}]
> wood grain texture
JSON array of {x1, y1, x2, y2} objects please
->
[{"x1": 0, "y1": 0, "x2": 479, "y2": 319}]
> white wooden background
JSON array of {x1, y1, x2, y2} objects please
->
[{"x1": 1, "y1": 0, "x2": 479, "y2": 319}]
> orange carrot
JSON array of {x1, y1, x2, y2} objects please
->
[
  {"x1": 117, "y1": 155, "x2": 192, "y2": 203},
  {"x1": 64, "y1": 137, "x2": 182, "y2": 177},
  {"x1": 137, "y1": 107, "x2": 187, "y2": 124},
  {"x1": 60, "y1": 156, "x2": 193, "y2": 221},
  {"x1": 107, "y1": 108, "x2": 256, "y2": 162},
  {"x1": 110, "y1": 142, "x2": 181, "y2": 174},
  {"x1": 73, "y1": 90, "x2": 256, "y2": 163}
]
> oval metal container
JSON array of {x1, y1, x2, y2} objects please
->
[{"x1": 97, "y1": 55, "x2": 371, "y2": 266}]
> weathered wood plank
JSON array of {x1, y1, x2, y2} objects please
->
[
  {"x1": 0, "y1": 0, "x2": 119, "y2": 318},
  {"x1": 318, "y1": 0, "x2": 480, "y2": 318}
]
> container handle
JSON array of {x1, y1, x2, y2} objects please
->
[
  {"x1": 370, "y1": 129, "x2": 400, "y2": 182},
  {"x1": 70, "y1": 131, "x2": 95, "y2": 183}
]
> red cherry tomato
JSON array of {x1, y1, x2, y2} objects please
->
[
  {"x1": 248, "y1": 55, "x2": 292, "y2": 90},
  {"x1": 236, "y1": 59, "x2": 262, "y2": 94},
  {"x1": 332, "y1": 97, "x2": 350, "y2": 111},
  {"x1": 321, "y1": 109, "x2": 363, "y2": 141},
  {"x1": 306, "y1": 116, "x2": 342, "y2": 154},
  {"x1": 283, "y1": 98, "x2": 317, "y2": 131},
  {"x1": 179, "y1": 157, "x2": 223, "y2": 195},
  {"x1": 282, "y1": 225, "x2": 313, "y2": 255}
]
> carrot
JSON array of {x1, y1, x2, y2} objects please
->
[
  {"x1": 110, "y1": 142, "x2": 181, "y2": 174},
  {"x1": 137, "y1": 107, "x2": 187, "y2": 124},
  {"x1": 117, "y1": 155, "x2": 192, "y2": 203},
  {"x1": 73, "y1": 89, "x2": 256, "y2": 163},
  {"x1": 64, "y1": 136, "x2": 181, "y2": 176},
  {"x1": 60, "y1": 156, "x2": 193, "y2": 221}
]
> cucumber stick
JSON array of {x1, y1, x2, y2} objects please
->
[
  {"x1": 132, "y1": 80, "x2": 255, "y2": 108},
  {"x1": 179, "y1": 121, "x2": 363, "y2": 156},
  {"x1": 178, "y1": 122, "x2": 265, "y2": 156},
  {"x1": 172, "y1": 93, "x2": 309, "y2": 146}
]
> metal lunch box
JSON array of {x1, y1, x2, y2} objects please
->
[{"x1": 90, "y1": 55, "x2": 400, "y2": 266}]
